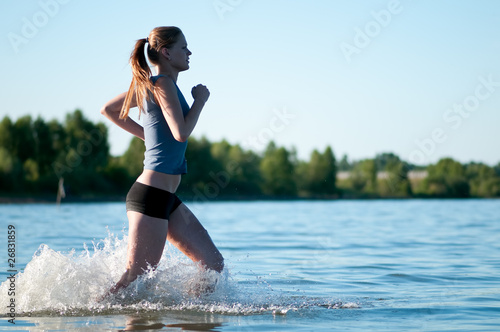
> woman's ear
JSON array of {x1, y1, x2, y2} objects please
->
[{"x1": 161, "y1": 48, "x2": 171, "y2": 60}]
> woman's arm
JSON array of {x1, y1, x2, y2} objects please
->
[
  {"x1": 100, "y1": 92, "x2": 145, "y2": 141},
  {"x1": 154, "y1": 77, "x2": 209, "y2": 142}
]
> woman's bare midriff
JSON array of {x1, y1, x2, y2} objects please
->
[{"x1": 136, "y1": 169, "x2": 181, "y2": 193}]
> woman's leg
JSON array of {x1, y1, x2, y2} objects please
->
[
  {"x1": 167, "y1": 203, "x2": 224, "y2": 272},
  {"x1": 107, "y1": 203, "x2": 223, "y2": 296},
  {"x1": 110, "y1": 211, "x2": 169, "y2": 294}
]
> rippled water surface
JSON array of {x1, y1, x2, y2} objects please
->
[{"x1": 1, "y1": 199, "x2": 499, "y2": 331}]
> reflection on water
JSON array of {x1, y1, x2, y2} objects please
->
[
  {"x1": 163, "y1": 322, "x2": 222, "y2": 332},
  {"x1": 120, "y1": 314, "x2": 223, "y2": 331},
  {"x1": 120, "y1": 316, "x2": 167, "y2": 331}
]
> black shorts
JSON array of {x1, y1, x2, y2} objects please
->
[{"x1": 126, "y1": 182, "x2": 182, "y2": 219}]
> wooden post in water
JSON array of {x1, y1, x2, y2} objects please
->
[{"x1": 56, "y1": 177, "x2": 66, "y2": 205}]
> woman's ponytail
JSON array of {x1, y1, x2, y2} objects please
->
[{"x1": 120, "y1": 38, "x2": 153, "y2": 119}]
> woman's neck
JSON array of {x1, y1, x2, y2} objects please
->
[{"x1": 155, "y1": 66, "x2": 178, "y2": 82}]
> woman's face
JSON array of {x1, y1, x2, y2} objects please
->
[{"x1": 167, "y1": 33, "x2": 192, "y2": 72}]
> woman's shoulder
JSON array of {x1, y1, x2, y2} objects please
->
[
  {"x1": 151, "y1": 74, "x2": 175, "y2": 85},
  {"x1": 151, "y1": 74, "x2": 166, "y2": 85},
  {"x1": 152, "y1": 75, "x2": 179, "y2": 99}
]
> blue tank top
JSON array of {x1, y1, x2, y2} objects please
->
[{"x1": 143, "y1": 75, "x2": 190, "y2": 174}]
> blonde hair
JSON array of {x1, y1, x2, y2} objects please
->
[{"x1": 120, "y1": 26, "x2": 183, "y2": 119}]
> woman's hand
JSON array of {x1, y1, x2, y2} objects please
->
[{"x1": 191, "y1": 84, "x2": 210, "y2": 104}]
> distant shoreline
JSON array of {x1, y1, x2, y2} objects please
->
[{"x1": 1, "y1": 194, "x2": 497, "y2": 204}]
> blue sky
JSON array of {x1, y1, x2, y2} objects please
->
[{"x1": 1, "y1": 0, "x2": 499, "y2": 166}]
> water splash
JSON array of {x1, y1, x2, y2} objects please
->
[{"x1": 0, "y1": 232, "x2": 357, "y2": 316}]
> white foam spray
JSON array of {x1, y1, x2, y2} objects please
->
[{"x1": 0, "y1": 232, "x2": 356, "y2": 316}]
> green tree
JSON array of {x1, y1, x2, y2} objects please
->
[
  {"x1": 0, "y1": 147, "x2": 22, "y2": 192},
  {"x1": 52, "y1": 110, "x2": 110, "y2": 194},
  {"x1": 32, "y1": 117, "x2": 58, "y2": 176},
  {"x1": 180, "y1": 138, "x2": 263, "y2": 199},
  {"x1": 321, "y1": 146, "x2": 337, "y2": 194},
  {"x1": 95, "y1": 136, "x2": 147, "y2": 194},
  {"x1": 465, "y1": 162, "x2": 500, "y2": 197},
  {"x1": 0, "y1": 116, "x2": 14, "y2": 152},
  {"x1": 224, "y1": 144, "x2": 261, "y2": 196},
  {"x1": 377, "y1": 153, "x2": 412, "y2": 197},
  {"x1": 295, "y1": 160, "x2": 309, "y2": 195},
  {"x1": 0, "y1": 148, "x2": 14, "y2": 175},
  {"x1": 424, "y1": 158, "x2": 469, "y2": 197},
  {"x1": 64, "y1": 110, "x2": 109, "y2": 170},
  {"x1": 179, "y1": 136, "x2": 222, "y2": 197},
  {"x1": 13, "y1": 115, "x2": 36, "y2": 163},
  {"x1": 210, "y1": 139, "x2": 231, "y2": 168},
  {"x1": 120, "y1": 136, "x2": 146, "y2": 178},
  {"x1": 101, "y1": 156, "x2": 133, "y2": 193},
  {"x1": 337, "y1": 154, "x2": 351, "y2": 171},
  {"x1": 47, "y1": 119, "x2": 66, "y2": 155},
  {"x1": 1, "y1": 116, "x2": 43, "y2": 191},
  {"x1": 259, "y1": 141, "x2": 296, "y2": 196},
  {"x1": 23, "y1": 159, "x2": 39, "y2": 182},
  {"x1": 494, "y1": 162, "x2": 500, "y2": 177},
  {"x1": 375, "y1": 152, "x2": 401, "y2": 171},
  {"x1": 0, "y1": 117, "x2": 23, "y2": 191},
  {"x1": 299, "y1": 146, "x2": 337, "y2": 196},
  {"x1": 349, "y1": 170, "x2": 366, "y2": 193},
  {"x1": 350, "y1": 159, "x2": 377, "y2": 194},
  {"x1": 385, "y1": 160, "x2": 412, "y2": 197}
]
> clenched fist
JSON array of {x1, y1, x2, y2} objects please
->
[{"x1": 191, "y1": 84, "x2": 210, "y2": 104}]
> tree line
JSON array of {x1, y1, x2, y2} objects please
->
[{"x1": 1, "y1": 110, "x2": 499, "y2": 201}]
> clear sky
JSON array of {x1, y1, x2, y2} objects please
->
[{"x1": 1, "y1": 0, "x2": 499, "y2": 166}]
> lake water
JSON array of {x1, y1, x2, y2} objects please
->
[{"x1": 1, "y1": 199, "x2": 499, "y2": 331}]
